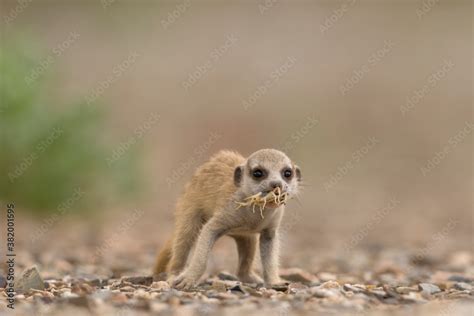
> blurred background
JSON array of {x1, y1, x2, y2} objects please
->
[{"x1": 0, "y1": 0, "x2": 472, "y2": 277}]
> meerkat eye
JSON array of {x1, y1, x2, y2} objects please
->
[
  {"x1": 252, "y1": 169, "x2": 264, "y2": 179},
  {"x1": 283, "y1": 169, "x2": 293, "y2": 179}
]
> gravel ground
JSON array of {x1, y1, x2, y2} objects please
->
[
  {"x1": 0, "y1": 214, "x2": 472, "y2": 316},
  {"x1": 1, "y1": 245, "x2": 473, "y2": 316}
]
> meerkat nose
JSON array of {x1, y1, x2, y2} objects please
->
[{"x1": 269, "y1": 181, "x2": 282, "y2": 191}]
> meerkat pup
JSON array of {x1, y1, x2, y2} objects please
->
[{"x1": 153, "y1": 149, "x2": 301, "y2": 290}]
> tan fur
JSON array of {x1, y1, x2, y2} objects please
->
[
  {"x1": 154, "y1": 238, "x2": 172, "y2": 275},
  {"x1": 153, "y1": 149, "x2": 301, "y2": 290}
]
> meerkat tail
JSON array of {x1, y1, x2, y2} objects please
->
[{"x1": 153, "y1": 238, "x2": 173, "y2": 275}]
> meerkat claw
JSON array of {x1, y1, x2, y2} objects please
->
[{"x1": 173, "y1": 273, "x2": 197, "y2": 291}]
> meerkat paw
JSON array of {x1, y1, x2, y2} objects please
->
[
  {"x1": 238, "y1": 272, "x2": 263, "y2": 284},
  {"x1": 165, "y1": 273, "x2": 178, "y2": 285},
  {"x1": 265, "y1": 277, "x2": 284, "y2": 287},
  {"x1": 173, "y1": 272, "x2": 198, "y2": 290}
]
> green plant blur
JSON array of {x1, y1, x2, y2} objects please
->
[{"x1": 0, "y1": 41, "x2": 141, "y2": 216}]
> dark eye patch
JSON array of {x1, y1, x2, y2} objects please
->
[
  {"x1": 282, "y1": 167, "x2": 293, "y2": 180},
  {"x1": 250, "y1": 167, "x2": 267, "y2": 180}
]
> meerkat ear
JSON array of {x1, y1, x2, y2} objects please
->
[
  {"x1": 295, "y1": 165, "x2": 302, "y2": 181},
  {"x1": 234, "y1": 166, "x2": 243, "y2": 186}
]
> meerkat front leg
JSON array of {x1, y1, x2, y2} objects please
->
[
  {"x1": 233, "y1": 235, "x2": 263, "y2": 284},
  {"x1": 173, "y1": 217, "x2": 228, "y2": 290},
  {"x1": 168, "y1": 210, "x2": 204, "y2": 274},
  {"x1": 260, "y1": 227, "x2": 282, "y2": 285}
]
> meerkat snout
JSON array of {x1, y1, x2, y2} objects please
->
[{"x1": 269, "y1": 181, "x2": 282, "y2": 190}]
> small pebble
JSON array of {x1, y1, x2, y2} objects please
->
[
  {"x1": 217, "y1": 272, "x2": 239, "y2": 281},
  {"x1": 343, "y1": 284, "x2": 365, "y2": 293},
  {"x1": 418, "y1": 283, "x2": 441, "y2": 295},
  {"x1": 15, "y1": 267, "x2": 45, "y2": 294},
  {"x1": 453, "y1": 282, "x2": 472, "y2": 291},
  {"x1": 121, "y1": 276, "x2": 153, "y2": 286},
  {"x1": 311, "y1": 288, "x2": 340, "y2": 298},
  {"x1": 119, "y1": 286, "x2": 136, "y2": 292},
  {"x1": 151, "y1": 281, "x2": 170, "y2": 291},
  {"x1": 396, "y1": 286, "x2": 418, "y2": 294},
  {"x1": 229, "y1": 284, "x2": 247, "y2": 295},
  {"x1": 211, "y1": 280, "x2": 227, "y2": 293},
  {"x1": 448, "y1": 275, "x2": 472, "y2": 283},
  {"x1": 319, "y1": 280, "x2": 340, "y2": 290},
  {"x1": 318, "y1": 272, "x2": 337, "y2": 282}
]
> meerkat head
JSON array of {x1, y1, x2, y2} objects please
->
[{"x1": 234, "y1": 149, "x2": 301, "y2": 201}]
